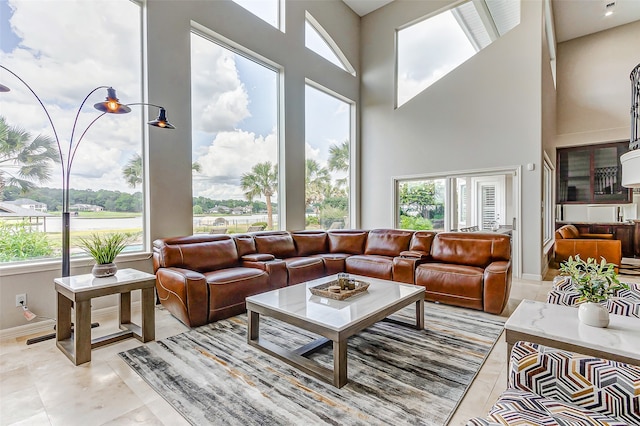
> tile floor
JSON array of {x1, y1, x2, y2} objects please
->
[{"x1": 1, "y1": 269, "x2": 638, "y2": 426}]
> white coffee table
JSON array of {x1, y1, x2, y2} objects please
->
[
  {"x1": 245, "y1": 274, "x2": 425, "y2": 388},
  {"x1": 505, "y1": 299, "x2": 640, "y2": 366}
]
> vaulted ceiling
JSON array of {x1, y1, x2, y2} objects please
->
[{"x1": 342, "y1": 0, "x2": 640, "y2": 42}]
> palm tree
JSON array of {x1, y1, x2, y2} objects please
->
[
  {"x1": 241, "y1": 161, "x2": 278, "y2": 229},
  {"x1": 305, "y1": 159, "x2": 331, "y2": 214},
  {"x1": 328, "y1": 140, "x2": 349, "y2": 189},
  {"x1": 122, "y1": 154, "x2": 202, "y2": 189},
  {"x1": 122, "y1": 154, "x2": 143, "y2": 188},
  {"x1": 0, "y1": 116, "x2": 60, "y2": 199},
  {"x1": 328, "y1": 140, "x2": 349, "y2": 172}
]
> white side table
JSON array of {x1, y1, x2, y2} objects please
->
[
  {"x1": 55, "y1": 268, "x2": 156, "y2": 365},
  {"x1": 505, "y1": 299, "x2": 640, "y2": 366}
]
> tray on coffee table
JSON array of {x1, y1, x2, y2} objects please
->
[{"x1": 309, "y1": 280, "x2": 370, "y2": 300}]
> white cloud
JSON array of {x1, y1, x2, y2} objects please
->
[
  {"x1": 190, "y1": 33, "x2": 250, "y2": 132},
  {"x1": 193, "y1": 129, "x2": 278, "y2": 200},
  {"x1": 0, "y1": 0, "x2": 143, "y2": 193}
]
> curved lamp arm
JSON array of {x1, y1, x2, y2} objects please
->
[{"x1": 1, "y1": 65, "x2": 64, "y2": 167}]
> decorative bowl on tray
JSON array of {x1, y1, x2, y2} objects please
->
[{"x1": 309, "y1": 280, "x2": 370, "y2": 301}]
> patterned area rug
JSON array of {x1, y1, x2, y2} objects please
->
[{"x1": 119, "y1": 303, "x2": 504, "y2": 426}]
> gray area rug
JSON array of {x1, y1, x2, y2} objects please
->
[{"x1": 119, "y1": 303, "x2": 504, "y2": 425}]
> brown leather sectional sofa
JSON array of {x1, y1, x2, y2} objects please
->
[{"x1": 153, "y1": 229, "x2": 512, "y2": 327}]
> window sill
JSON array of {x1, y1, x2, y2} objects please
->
[{"x1": 0, "y1": 252, "x2": 153, "y2": 277}]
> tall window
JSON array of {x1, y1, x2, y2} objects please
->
[
  {"x1": 396, "y1": 0, "x2": 520, "y2": 107},
  {"x1": 305, "y1": 84, "x2": 352, "y2": 230},
  {"x1": 232, "y1": 0, "x2": 280, "y2": 29},
  {"x1": 397, "y1": 179, "x2": 446, "y2": 231},
  {"x1": 191, "y1": 32, "x2": 279, "y2": 233},
  {"x1": 0, "y1": 0, "x2": 143, "y2": 264}
]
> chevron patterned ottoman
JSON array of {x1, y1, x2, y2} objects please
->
[
  {"x1": 547, "y1": 276, "x2": 640, "y2": 318},
  {"x1": 467, "y1": 341, "x2": 640, "y2": 426}
]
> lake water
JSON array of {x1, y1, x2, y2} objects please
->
[{"x1": 41, "y1": 214, "x2": 275, "y2": 232}]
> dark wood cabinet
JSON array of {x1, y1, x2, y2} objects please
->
[
  {"x1": 556, "y1": 222, "x2": 637, "y2": 258},
  {"x1": 557, "y1": 142, "x2": 632, "y2": 204},
  {"x1": 614, "y1": 226, "x2": 635, "y2": 258}
]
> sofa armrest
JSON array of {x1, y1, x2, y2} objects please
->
[
  {"x1": 392, "y1": 256, "x2": 425, "y2": 284},
  {"x1": 156, "y1": 267, "x2": 208, "y2": 327},
  {"x1": 509, "y1": 341, "x2": 640, "y2": 423},
  {"x1": 242, "y1": 253, "x2": 276, "y2": 262},
  {"x1": 482, "y1": 260, "x2": 511, "y2": 314},
  {"x1": 399, "y1": 250, "x2": 429, "y2": 260},
  {"x1": 242, "y1": 258, "x2": 287, "y2": 289}
]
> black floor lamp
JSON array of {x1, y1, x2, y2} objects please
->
[
  {"x1": 0, "y1": 65, "x2": 174, "y2": 277},
  {"x1": 1, "y1": 65, "x2": 174, "y2": 345}
]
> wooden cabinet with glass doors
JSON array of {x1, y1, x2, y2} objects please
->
[{"x1": 556, "y1": 142, "x2": 631, "y2": 204}]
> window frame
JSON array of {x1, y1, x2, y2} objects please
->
[
  {"x1": 304, "y1": 79, "x2": 356, "y2": 230},
  {"x1": 0, "y1": 0, "x2": 147, "y2": 267},
  {"x1": 189, "y1": 25, "x2": 283, "y2": 232}
]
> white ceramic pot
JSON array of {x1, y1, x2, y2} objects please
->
[
  {"x1": 578, "y1": 302, "x2": 610, "y2": 328},
  {"x1": 92, "y1": 262, "x2": 118, "y2": 278}
]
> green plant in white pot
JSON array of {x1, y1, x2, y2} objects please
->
[
  {"x1": 559, "y1": 255, "x2": 629, "y2": 327},
  {"x1": 78, "y1": 232, "x2": 130, "y2": 278}
]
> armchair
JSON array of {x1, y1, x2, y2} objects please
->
[{"x1": 554, "y1": 224, "x2": 622, "y2": 268}]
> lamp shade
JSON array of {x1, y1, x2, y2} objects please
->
[
  {"x1": 94, "y1": 87, "x2": 131, "y2": 114},
  {"x1": 621, "y1": 150, "x2": 640, "y2": 188},
  {"x1": 148, "y1": 107, "x2": 175, "y2": 129}
]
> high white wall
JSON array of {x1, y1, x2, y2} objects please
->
[
  {"x1": 556, "y1": 20, "x2": 640, "y2": 147},
  {"x1": 360, "y1": 0, "x2": 546, "y2": 278},
  {"x1": 0, "y1": 0, "x2": 360, "y2": 331}
]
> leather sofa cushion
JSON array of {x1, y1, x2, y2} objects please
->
[
  {"x1": 364, "y1": 229, "x2": 412, "y2": 257},
  {"x1": 409, "y1": 231, "x2": 437, "y2": 254},
  {"x1": 554, "y1": 239, "x2": 622, "y2": 266},
  {"x1": 254, "y1": 232, "x2": 296, "y2": 258},
  {"x1": 292, "y1": 231, "x2": 328, "y2": 256},
  {"x1": 431, "y1": 232, "x2": 510, "y2": 267},
  {"x1": 205, "y1": 267, "x2": 270, "y2": 321},
  {"x1": 345, "y1": 255, "x2": 393, "y2": 280},
  {"x1": 415, "y1": 263, "x2": 483, "y2": 300},
  {"x1": 154, "y1": 235, "x2": 239, "y2": 272},
  {"x1": 284, "y1": 257, "x2": 325, "y2": 285},
  {"x1": 233, "y1": 234, "x2": 257, "y2": 257},
  {"x1": 311, "y1": 253, "x2": 349, "y2": 275},
  {"x1": 327, "y1": 230, "x2": 367, "y2": 254}
]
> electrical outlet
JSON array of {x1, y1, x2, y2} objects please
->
[{"x1": 16, "y1": 294, "x2": 27, "y2": 308}]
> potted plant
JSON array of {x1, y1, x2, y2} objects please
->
[
  {"x1": 559, "y1": 255, "x2": 629, "y2": 327},
  {"x1": 78, "y1": 232, "x2": 131, "y2": 277}
]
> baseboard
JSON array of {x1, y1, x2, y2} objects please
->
[
  {"x1": 521, "y1": 273, "x2": 543, "y2": 281},
  {"x1": 0, "y1": 302, "x2": 141, "y2": 342}
]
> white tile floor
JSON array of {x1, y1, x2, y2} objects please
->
[{"x1": 1, "y1": 270, "x2": 637, "y2": 426}]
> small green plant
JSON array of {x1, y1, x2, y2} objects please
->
[
  {"x1": 559, "y1": 255, "x2": 629, "y2": 303},
  {"x1": 0, "y1": 222, "x2": 54, "y2": 262},
  {"x1": 399, "y1": 214, "x2": 433, "y2": 231},
  {"x1": 77, "y1": 233, "x2": 130, "y2": 264}
]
